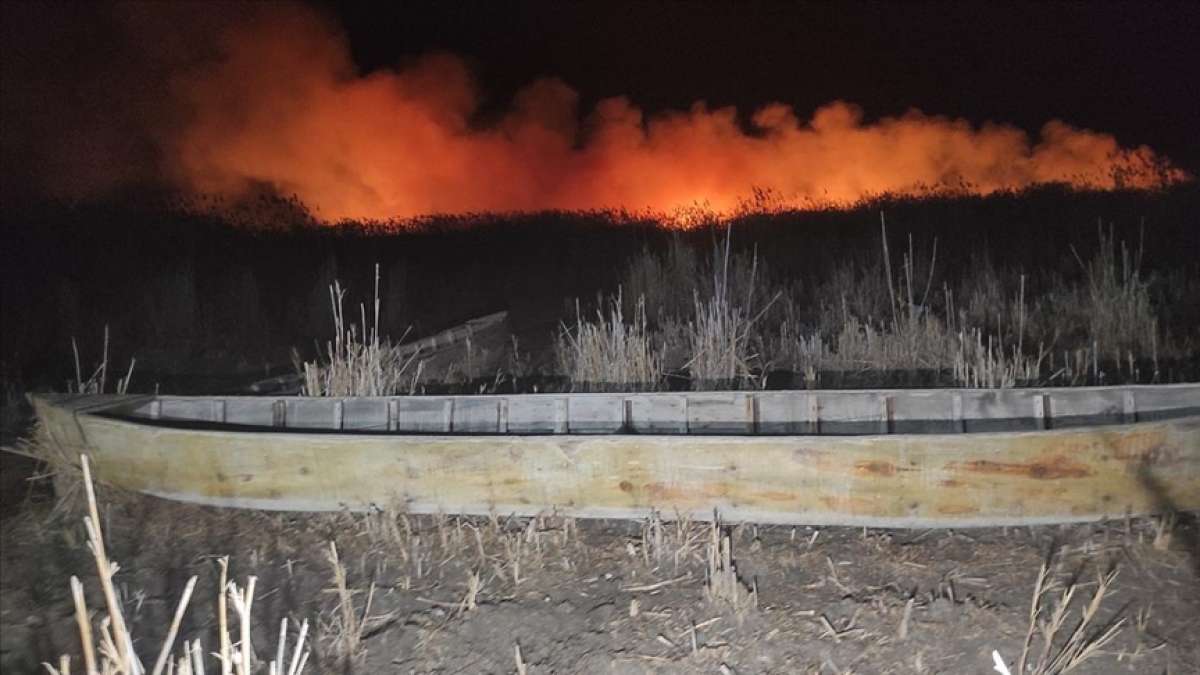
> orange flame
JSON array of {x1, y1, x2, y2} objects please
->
[{"x1": 169, "y1": 9, "x2": 1185, "y2": 222}]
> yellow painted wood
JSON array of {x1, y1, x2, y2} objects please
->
[{"x1": 31, "y1": 394, "x2": 1200, "y2": 527}]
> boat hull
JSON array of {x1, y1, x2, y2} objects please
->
[{"x1": 31, "y1": 393, "x2": 1200, "y2": 527}]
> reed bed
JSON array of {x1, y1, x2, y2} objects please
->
[
  {"x1": 277, "y1": 211, "x2": 1174, "y2": 393},
  {"x1": 562, "y1": 216, "x2": 1172, "y2": 390}
]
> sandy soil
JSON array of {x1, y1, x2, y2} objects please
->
[{"x1": 1, "y1": 471, "x2": 1197, "y2": 675}]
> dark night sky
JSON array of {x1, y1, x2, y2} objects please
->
[{"x1": 322, "y1": 1, "x2": 1200, "y2": 171}]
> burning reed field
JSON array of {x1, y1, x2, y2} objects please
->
[{"x1": 2, "y1": 185, "x2": 1199, "y2": 673}]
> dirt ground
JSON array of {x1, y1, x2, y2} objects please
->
[{"x1": 1, "y1": 455, "x2": 1198, "y2": 675}]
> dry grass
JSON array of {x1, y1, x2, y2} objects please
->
[
  {"x1": 754, "y1": 219, "x2": 1166, "y2": 388},
  {"x1": 11, "y1": 419, "x2": 82, "y2": 517},
  {"x1": 556, "y1": 291, "x2": 663, "y2": 392},
  {"x1": 45, "y1": 456, "x2": 310, "y2": 675},
  {"x1": 639, "y1": 510, "x2": 706, "y2": 572},
  {"x1": 1151, "y1": 512, "x2": 1176, "y2": 551},
  {"x1": 300, "y1": 266, "x2": 421, "y2": 397},
  {"x1": 686, "y1": 289, "x2": 762, "y2": 389},
  {"x1": 346, "y1": 505, "x2": 582, "y2": 601},
  {"x1": 703, "y1": 519, "x2": 757, "y2": 614},
  {"x1": 282, "y1": 217, "x2": 1172, "y2": 390},
  {"x1": 1063, "y1": 226, "x2": 1159, "y2": 364},
  {"x1": 683, "y1": 233, "x2": 777, "y2": 389},
  {"x1": 320, "y1": 541, "x2": 376, "y2": 665},
  {"x1": 69, "y1": 325, "x2": 135, "y2": 395},
  {"x1": 825, "y1": 314, "x2": 956, "y2": 372},
  {"x1": 768, "y1": 222, "x2": 967, "y2": 378},
  {"x1": 13, "y1": 328, "x2": 138, "y2": 513},
  {"x1": 1013, "y1": 561, "x2": 1126, "y2": 675},
  {"x1": 621, "y1": 237, "x2": 702, "y2": 322},
  {"x1": 953, "y1": 327, "x2": 1043, "y2": 389},
  {"x1": 12, "y1": 477, "x2": 1182, "y2": 674}
]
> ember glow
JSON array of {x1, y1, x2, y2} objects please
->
[{"x1": 167, "y1": 9, "x2": 1183, "y2": 221}]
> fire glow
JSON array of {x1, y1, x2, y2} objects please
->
[{"x1": 170, "y1": 9, "x2": 1185, "y2": 222}]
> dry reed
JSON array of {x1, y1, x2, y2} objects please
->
[
  {"x1": 69, "y1": 325, "x2": 135, "y2": 395},
  {"x1": 300, "y1": 266, "x2": 421, "y2": 397},
  {"x1": 684, "y1": 231, "x2": 777, "y2": 389},
  {"x1": 45, "y1": 455, "x2": 309, "y2": 675},
  {"x1": 1015, "y1": 562, "x2": 1126, "y2": 675},
  {"x1": 703, "y1": 519, "x2": 757, "y2": 614},
  {"x1": 320, "y1": 541, "x2": 376, "y2": 664},
  {"x1": 556, "y1": 291, "x2": 663, "y2": 392}
]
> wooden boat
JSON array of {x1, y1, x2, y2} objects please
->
[{"x1": 30, "y1": 384, "x2": 1200, "y2": 528}]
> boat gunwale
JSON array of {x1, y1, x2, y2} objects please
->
[
  {"x1": 81, "y1": 405, "x2": 1200, "y2": 444},
  {"x1": 56, "y1": 382, "x2": 1198, "y2": 438},
  {"x1": 137, "y1": 380, "x2": 1200, "y2": 402}
]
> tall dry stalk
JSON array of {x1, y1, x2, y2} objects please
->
[
  {"x1": 47, "y1": 456, "x2": 308, "y2": 675},
  {"x1": 70, "y1": 325, "x2": 135, "y2": 395},
  {"x1": 1070, "y1": 225, "x2": 1159, "y2": 362},
  {"x1": 685, "y1": 231, "x2": 777, "y2": 389},
  {"x1": 321, "y1": 542, "x2": 375, "y2": 664},
  {"x1": 301, "y1": 266, "x2": 420, "y2": 397},
  {"x1": 953, "y1": 328, "x2": 1044, "y2": 388},
  {"x1": 1015, "y1": 562, "x2": 1126, "y2": 675},
  {"x1": 704, "y1": 518, "x2": 757, "y2": 616}
]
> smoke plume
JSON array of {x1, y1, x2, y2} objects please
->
[{"x1": 4, "y1": 3, "x2": 1185, "y2": 222}]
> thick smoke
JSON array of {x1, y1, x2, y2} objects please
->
[{"x1": 4, "y1": 3, "x2": 1185, "y2": 221}]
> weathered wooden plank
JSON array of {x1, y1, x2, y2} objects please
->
[
  {"x1": 507, "y1": 397, "x2": 558, "y2": 434},
  {"x1": 629, "y1": 394, "x2": 688, "y2": 433},
  {"x1": 387, "y1": 399, "x2": 399, "y2": 431},
  {"x1": 285, "y1": 399, "x2": 336, "y2": 430},
  {"x1": 343, "y1": 398, "x2": 389, "y2": 431},
  {"x1": 687, "y1": 393, "x2": 755, "y2": 434},
  {"x1": 224, "y1": 398, "x2": 272, "y2": 427},
  {"x1": 393, "y1": 398, "x2": 447, "y2": 433},
  {"x1": 813, "y1": 392, "x2": 886, "y2": 434},
  {"x1": 160, "y1": 398, "x2": 217, "y2": 423},
  {"x1": 1048, "y1": 388, "x2": 1125, "y2": 429},
  {"x1": 1136, "y1": 385, "x2": 1200, "y2": 421},
  {"x1": 1033, "y1": 393, "x2": 1049, "y2": 430},
  {"x1": 756, "y1": 392, "x2": 810, "y2": 434},
  {"x1": 962, "y1": 390, "x2": 1041, "y2": 432},
  {"x1": 890, "y1": 391, "x2": 959, "y2": 434},
  {"x1": 452, "y1": 397, "x2": 500, "y2": 433},
  {"x1": 555, "y1": 398, "x2": 569, "y2": 434},
  {"x1": 568, "y1": 395, "x2": 624, "y2": 434}
]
